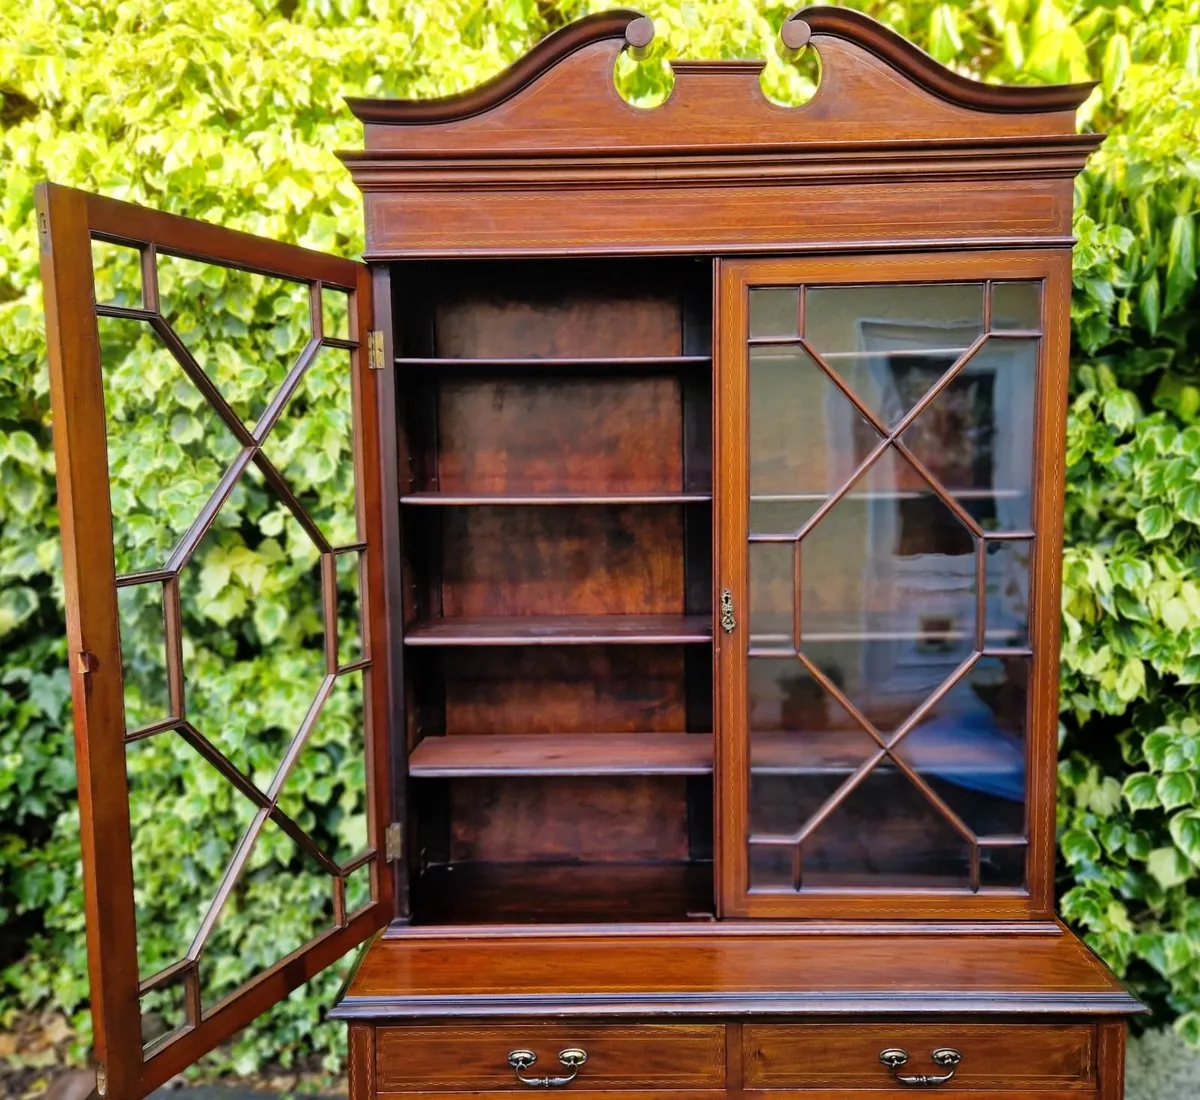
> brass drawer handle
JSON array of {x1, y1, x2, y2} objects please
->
[
  {"x1": 880, "y1": 1048, "x2": 962, "y2": 1086},
  {"x1": 508, "y1": 1048, "x2": 587, "y2": 1088}
]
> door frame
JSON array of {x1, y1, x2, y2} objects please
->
[
  {"x1": 37, "y1": 183, "x2": 393, "y2": 1099},
  {"x1": 715, "y1": 250, "x2": 1071, "y2": 920}
]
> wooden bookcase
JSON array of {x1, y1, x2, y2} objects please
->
[{"x1": 36, "y1": 8, "x2": 1142, "y2": 1100}]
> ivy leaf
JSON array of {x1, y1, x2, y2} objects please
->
[
  {"x1": 1147, "y1": 846, "x2": 1192, "y2": 889},
  {"x1": 1168, "y1": 811, "x2": 1200, "y2": 865},
  {"x1": 1136, "y1": 504, "x2": 1172, "y2": 540},
  {"x1": 1061, "y1": 828, "x2": 1101, "y2": 864},
  {"x1": 1157, "y1": 771, "x2": 1197, "y2": 811},
  {"x1": 1124, "y1": 772, "x2": 1160, "y2": 811}
]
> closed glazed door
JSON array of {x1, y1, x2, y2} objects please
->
[{"x1": 716, "y1": 253, "x2": 1071, "y2": 919}]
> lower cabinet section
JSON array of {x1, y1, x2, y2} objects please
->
[
  {"x1": 354, "y1": 1020, "x2": 1122, "y2": 1100},
  {"x1": 743, "y1": 1023, "x2": 1097, "y2": 1092}
]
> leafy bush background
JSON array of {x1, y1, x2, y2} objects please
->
[{"x1": 1, "y1": 0, "x2": 1198, "y2": 1077}]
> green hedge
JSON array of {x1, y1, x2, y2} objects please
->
[{"x1": 1, "y1": 0, "x2": 1198, "y2": 1077}]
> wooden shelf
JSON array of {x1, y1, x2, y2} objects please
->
[
  {"x1": 404, "y1": 615, "x2": 712, "y2": 647},
  {"x1": 409, "y1": 733, "x2": 713, "y2": 778},
  {"x1": 408, "y1": 728, "x2": 1021, "y2": 780},
  {"x1": 412, "y1": 861, "x2": 715, "y2": 925},
  {"x1": 396, "y1": 355, "x2": 710, "y2": 371},
  {"x1": 402, "y1": 491, "x2": 711, "y2": 506}
]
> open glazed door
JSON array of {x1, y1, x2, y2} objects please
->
[{"x1": 36, "y1": 184, "x2": 393, "y2": 1099}]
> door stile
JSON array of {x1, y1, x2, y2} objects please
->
[
  {"x1": 354, "y1": 262, "x2": 399, "y2": 918},
  {"x1": 1026, "y1": 250, "x2": 1073, "y2": 919},
  {"x1": 39, "y1": 176, "x2": 142, "y2": 1100},
  {"x1": 715, "y1": 261, "x2": 751, "y2": 917}
]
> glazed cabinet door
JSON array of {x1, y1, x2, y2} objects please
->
[
  {"x1": 716, "y1": 252, "x2": 1070, "y2": 919},
  {"x1": 36, "y1": 184, "x2": 393, "y2": 1099}
]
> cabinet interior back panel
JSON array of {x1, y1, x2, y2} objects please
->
[
  {"x1": 442, "y1": 646, "x2": 689, "y2": 735},
  {"x1": 438, "y1": 505, "x2": 686, "y2": 616},
  {"x1": 435, "y1": 376, "x2": 684, "y2": 494}
]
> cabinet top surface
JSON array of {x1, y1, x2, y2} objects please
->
[{"x1": 333, "y1": 926, "x2": 1141, "y2": 1019}]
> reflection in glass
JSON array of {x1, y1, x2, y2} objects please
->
[
  {"x1": 749, "y1": 287, "x2": 799, "y2": 338},
  {"x1": 985, "y1": 540, "x2": 1031, "y2": 647},
  {"x1": 797, "y1": 449, "x2": 976, "y2": 720},
  {"x1": 992, "y1": 281, "x2": 1041, "y2": 330},
  {"x1": 806, "y1": 283, "x2": 984, "y2": 428},
  {"x1": 749, "y1": 543, "x2": 795, "y2": 648},
  {"x1": 898, "y1": 337, "x2": 1037, "y2": 531},
  {"x1": 744, "y1": 279, "x2": 1035, "y2": 896},
  {"x1": 749, "y1": 345, "x2": 873, "y2": 498},
  {"x1": 892, "y1": 656, "x2": 1027, "y2": 832}
]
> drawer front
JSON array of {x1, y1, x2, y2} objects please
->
[
  {"x1": 377, "y1": 1024, "x2": 726, "y2": 1092},
  {"x1": 743, "y1": 1023, "x2": 1096, "y2": 1091}
]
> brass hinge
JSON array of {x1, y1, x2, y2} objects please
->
[
  {"x1": 37, "y1": 209, "x2": 51, "y2": 254},
  {"x1": 367, "y1": 329, "x2": 386, "y2": 371},
  {"x1": 385, "y1": 822, "x2": 403, "y2": 862},
  {"x1": 95, "y1": 1064, "x2": 107, "y2": 1097}
]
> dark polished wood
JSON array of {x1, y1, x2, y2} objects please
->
[
  {"x1": 403, "y1": 615, "x2": 713, "y2": 647},
  {"x1": 410, "y1": 863, "x2": 715, "y2": 926},
  {"x1": 409, "y1": 733, "x2": 713, "y2": 777},
  {"x1": 38, "y1": 6, "x2": 1137, "y2": 1098},
  {"x1": 332, "y1": 930, "x2": 1139, "y2": 1019},
  {"x1": 375, "y1": 1022, "x2": 726, "y2": 1092},
  {"x1": 743, "y1": 1022, "x2": 1096, "y2": 1090},
  {"x1": 37, "y1": 183, "x2": 392, "y2": 1099}
]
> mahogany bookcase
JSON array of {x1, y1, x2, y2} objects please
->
[{"x1": 37, "y1": 7, "x2": 1141, "y2": 1100}]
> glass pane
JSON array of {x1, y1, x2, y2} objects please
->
[
  {"x1": 201, "y1": 814, "x2": 334, "y2": 1010},
  {"x1": 749, "y1": 543, "x2": 794, "y2": 649},
  {"x1": 178, "y1": 465, "x2": 326, "y2": 786},
  {"x1": 157, "y1": 255, "x2": 312, "y2": 431},
  {"x1": 796, "y1": 773, "x2": 972, "y2": 889},
  {"x1": 99, "y1": 315, "x2": 243, "y2": 575},
  {"x1": 91, "y1": 240, "x2": 143, "y2": 308},
  {"x1": 749, "y1": 287, "x2": 799, "y2": 338},
  {"x1": 985, "y1": 540, "x2": 1031, "y2": 648},
  {"x1": 139, "y1": 976, "x2": 189, "y2": 1051},
  {"x1": 260, "y1": 346, "x2": 358, "y2": 547},
  {"x1": 337, "y1": 550, "x2": 365, "y2": 668},
  {"x1": 322, "y1": 287, "x2": 352, "y2": 342},
  {"x1": 277, "y1": 670, "x2": 368, "y2": 870},
  {"x1": 893, "y1": 655, "x2": 1028, "y2": 879},
  {"x1": 805, "y1": 283, "x2": 984, "y2": 428},
  {"x1": 118, "y1": 583, "x2": 169, "y2": 734},
  {"x1": 126, "y1": 731, "x2": 257, "y2": 983},
  {"x1": 748, "y1": 345, "x2": 875, "y2": 497},
  {"x1": 992, "y1": 281, "x2": 1041, "y2": 330},
  {"x1": 797, "y1": 448, "x2": 977, "y2": 721},
  {"x1": 899, "y1": 337, "x2": 1038, "y2": 532}
]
